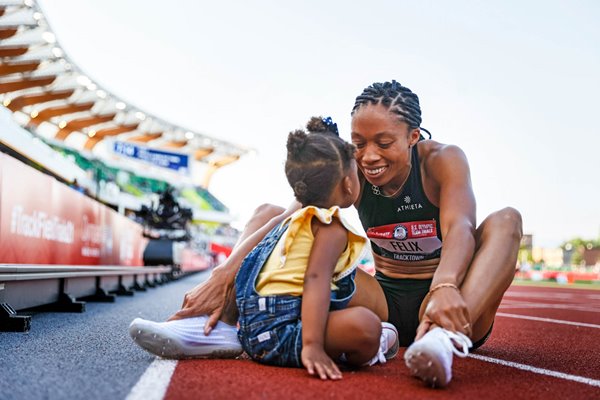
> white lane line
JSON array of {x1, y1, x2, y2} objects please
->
[
  {"x1": 469, "y1": 354, "x2": 600, "y2": 388},
  {"x1": 127, "y1": 358, "x2": 178, "y2": 400},
  {"x1": 499, "y1": 304, "x2": 600, "y2": 313},
  {"x1": 505, "y1": 292, "x2": 577, "y2": 299},
  {"x1": 506, "y1": 291, "x2": 600, "y2": 300},
  {"x1": 497, "y1": 312, "x2": 600, "y2": 329}
]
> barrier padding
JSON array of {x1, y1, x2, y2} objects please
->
[{"x1": 0, "y1": 153, "x2": 148, "y2": 266}]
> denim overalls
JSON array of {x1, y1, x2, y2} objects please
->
[{"x1": 235, "y1": 221, "x2": 357, "y2": 367}]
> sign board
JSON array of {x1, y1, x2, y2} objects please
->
[{"x1": 113, "y1": 141, "x2": 189, "y2": 174}]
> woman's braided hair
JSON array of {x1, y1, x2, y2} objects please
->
[
  {"x1": 285, "y1": 117, "x2": 355, "y2": 206},
  {"x1": 351, "y1": 80, "x2": 431, "y2": 138}
]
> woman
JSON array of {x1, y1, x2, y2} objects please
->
[
  {"x1": 134, "y1": 80, "x2": 522, "y2": 388},
  {"x1": 346, "y1": 81, "x2": 521, "y2": 386}
]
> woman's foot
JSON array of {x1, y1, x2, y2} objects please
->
[
  {"x1": 403, "y1": 327, "x2": 472, "y2": 388},
  {"x1": 129, "y1": 316, "x2": 243, "y2": 359}
]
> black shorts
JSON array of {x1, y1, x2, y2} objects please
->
[
  {"x1": 375, "y1": 271, "x2": 492, "y2": 349},
  {"x1": 375, "y1": 272, "x2": 431, "y2": 346}
]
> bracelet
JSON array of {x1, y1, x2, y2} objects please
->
[
  {"x1": 418, "y1": 283, "x2": 461, "y2": 319},
  {"x1": 429, "y1": 282, "x2": 460, "y2": 296}
]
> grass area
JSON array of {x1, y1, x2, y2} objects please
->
[{"x1": 512, "y1": 279, "x2": 600, "y2": 290}]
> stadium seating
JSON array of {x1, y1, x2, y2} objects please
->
[{"x1": 0, "y1": 0, "x2": 245, "y2": 331}]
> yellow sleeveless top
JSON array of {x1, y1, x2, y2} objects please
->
[{"x1": 255, "y1": 206, "x2": 369, "y2": 296}]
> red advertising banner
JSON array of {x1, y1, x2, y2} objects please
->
[
  {"x1": 100, "y1": 208, "x2": 148, "y2": 266},
  {"x1": 1, "y1": 154, "x2": 57, "y2": 263},
  {"x1": 0, "y1": 153, "x2": 147, "y2": 266}
]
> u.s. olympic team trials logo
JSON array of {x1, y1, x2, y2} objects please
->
[{"x1": 393, "y1": 224, "x2": 408, "y2": 240}]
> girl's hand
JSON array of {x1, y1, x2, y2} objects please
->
[
  {"x1": 301, "y1": 344, "x2": 342, "y2": 380},
  {"x1": 415, "y1": 287, "x2": 472, "y2": 340}
]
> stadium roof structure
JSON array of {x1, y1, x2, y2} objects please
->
[{"x1": 0, "y1": 0, "x2": 251, "y2": 188}]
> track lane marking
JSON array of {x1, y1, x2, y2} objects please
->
[
  {"x1": 469, "y1": 354, "x2": 600, "y2": 388},
  {"x1": 505, "y1": 291, "x2": 600, "y2": 300},
  {"x1": 127, "y1": 358, "x2": 178, "y2": 400},
  {"x1": 499, "y1": 304, "x2": 600, "y2": 312},
  {"x1": 497, "y1": 312, "x2": 600, "y2": 329}
]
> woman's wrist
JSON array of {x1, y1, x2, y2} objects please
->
[
  {"x1": 212, "y1": 262, "x2": 238, "y2": 283},
  {"x1": 429, "y1": 282, "x2": 460, "y2": 295},
  {"x1": 418, "y1": 282, "x2": 462, "y2": 319},
  {"x1": 431, "y1": 273, "x2": 459, "y2": 288},
  {"x1": 423, "y1": 282, "x2": 461, "y2": 306}
]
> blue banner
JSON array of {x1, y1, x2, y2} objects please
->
[{"x1": 113, "y1": 141, "x2": 189, "y2": 173}]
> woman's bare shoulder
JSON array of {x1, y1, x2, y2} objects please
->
[{"x1": 419, "y1": 140, "x2": 469, "y2": 171}]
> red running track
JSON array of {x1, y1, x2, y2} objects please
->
[{"x1": 151, "y1": 284, "x2": 600, "y2": 399}]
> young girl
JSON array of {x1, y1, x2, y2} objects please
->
[{"x1": 235, "y1": 117, "x2": 398, "y2": 380}]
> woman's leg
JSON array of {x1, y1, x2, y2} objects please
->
[
  {"x1": 402, "y1": 208, "x2": 521, "y2": 388},
  {"x1": 323, "y1": 306, "x2": 382, "y2": 366},
  {"x1": 459, "y1": 207, "x2": 523, "y2": 342},
  {"x1": 130, "y1": 203, "x2": 296, "y2": 359},
  {"x1": 348, "y1": 268, "x2": 389, "y2": 322},
  {"x1": 233, "y1": 204, "x2": 286, "y2": 247}
]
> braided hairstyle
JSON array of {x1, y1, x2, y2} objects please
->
[
  {"x1": 286, "y1": 117, "x2": 356, "y2": 206},
  {"x1": 351, "y1": 80, "x2": 431, "y2": 139}
]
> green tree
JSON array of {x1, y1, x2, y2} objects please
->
[{"x1": 561, "y1": 237, "x2": 600, "y2": 266}]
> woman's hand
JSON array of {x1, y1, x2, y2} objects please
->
[
  {"x1": 415, "y1": 286, "x2": 472, "y2": 340},
  {"x1": 167, "y1": 265, "x2": 236, "y2": 335},
  {"x1": 301, "y1": 344, "x2": 342, "y2": 380}
]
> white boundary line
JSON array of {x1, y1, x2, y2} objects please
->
[
  {"x1": 469, "y1": 354, "x2": 600, "y2": 388},
  {"x1": 126, "y1": 358, "x2": 178, "y2": 400},
  {"x1": 496, "y1": 312, "x2": 600, "y2": 329},
  {"x1": 500, "y1": 303, "x2": 600, "y2": 312}
]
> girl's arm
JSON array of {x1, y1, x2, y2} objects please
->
[{"x1": 301, "y1": 218, "x2": 347, "y2": 380}]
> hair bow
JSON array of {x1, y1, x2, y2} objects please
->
[{"x1": 322, "y1": 116, "x2": 339, "y2": 136}]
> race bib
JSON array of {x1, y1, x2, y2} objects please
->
[{"x1": 366, "y1": 220, "x2": 442, "y2": 261}]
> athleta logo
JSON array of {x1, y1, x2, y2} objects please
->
[
  {"x1": 397, "y1": 203, "x2": 423, "y2": 212},
  {"x1": 393, "y1": 225, "x2": 408, "y2": 240},
  {"x1": 404, "y1": 196, "x2": 411, "y2": 204}
]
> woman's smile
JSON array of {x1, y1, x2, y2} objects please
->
[{"x1": 363, "y1": 166, "x2": 387, "y2": 177}]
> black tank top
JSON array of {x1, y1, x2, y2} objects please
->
[{"x1": 357, "y1": 145, "x2": 442, "y2": 262}]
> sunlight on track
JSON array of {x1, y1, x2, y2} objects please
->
[{"x1": 127, "y1": 359, "x2": 178, "y2": 400}]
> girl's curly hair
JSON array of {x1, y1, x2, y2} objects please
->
[{"x1": 285, "y1": 117, "x2": 355, "y2": 206}]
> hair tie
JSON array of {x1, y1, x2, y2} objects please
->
[
  {"x1": 322, "y1": 116, "x2": 339, "y2": 136},
  {"x1": 293, "y1": 181, "x2": 308, "y2": 197}
]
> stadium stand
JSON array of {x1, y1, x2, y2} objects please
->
[{"x1": 0, "y1": 0, "x2": 248, "y2": 332}]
